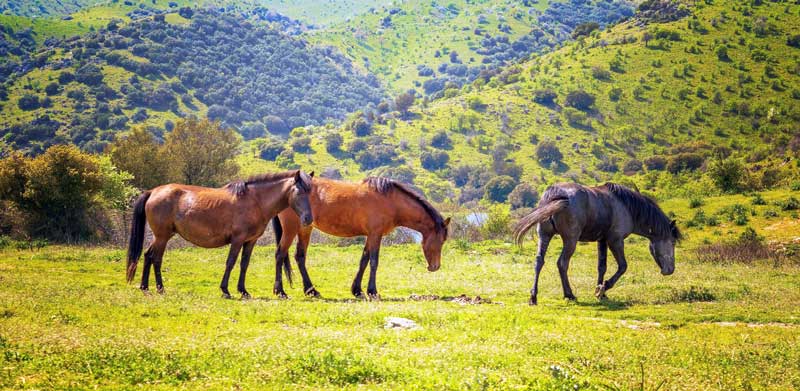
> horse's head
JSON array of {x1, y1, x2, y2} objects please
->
[
  {"x1": 649, "y1": 220, "x2": 680, "y2": 275},
  {"x1": 289, "y1": 170, "x2": 314, "y2": 226},
  {"x1": 421, "y1": 217, "x2": 450, "y2": 272}
]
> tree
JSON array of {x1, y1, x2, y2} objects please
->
[
  {"x1": 532, "y1": 88, "x2": 557, "y2": 105},
  {"x1": 162, "y1": 118, "x2": 240, "y2": 186},
  {"x1": 430, "y1": 131, "x2": 452, "y2": 149},
  {"x1": 708, "y1": 157, "x2": 746, "y2": 193},
  {"x1": 325, "y1": 133, "x2": 343, "y2": 153},
  {"x1": 508, "y1": 183, "x2": 539, "y2": 209},
  {"x1": 259, "y1": 139, "x2": 285, "y2": 161},
  {"x1": 565, "y1": 90, "x2": 595, "y2": 111},
  {"x1": 109, "y1": 127, "x2": 174, "y2": 190},
  {"x1": 17, "y1": 94, "x2": 40, "y2": 110},
  {"x1": 535, "y1": 140, "x2": 563, "y2": 164},
  {"x1": 44, "y1": 82, "x2": 61, "y2": 96},
  {"x1": 395, "y1": 92, "x2": 415, "y2": 117},
  {"x1": 572, "y1": 22, "x2": 600, "y2": 38},
  {"x1": 484, "y1": 175, "x2": 516, "y2": 203},
  {"x1": 420, "y1": 150, "x2": 449, "y2": 171},
  {"x1": 0, "y1": 146, "x2": 112, "y2": 241}
]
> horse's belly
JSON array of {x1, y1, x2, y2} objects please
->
[{"x1": 174, "y1": 216, "x2": 230, "y2": 248}]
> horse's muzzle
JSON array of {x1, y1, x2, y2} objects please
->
[
  {"x1": 428, "y1": 264, "x2": 440, "y2": 272},
  {"x1": 661, "y1": 265, "x2": 675, "y2": 276}
]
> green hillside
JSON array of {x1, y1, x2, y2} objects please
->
[{"x1": 254, "y1": 0, "x2": 799, "y2": 206}]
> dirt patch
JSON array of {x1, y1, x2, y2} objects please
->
[{"x1": 408, "y1": 294, "x2": 500, "y2": 305}]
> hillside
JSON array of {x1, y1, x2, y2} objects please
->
[
  {"x1": 246, "y1": 0, "x2": 800, "y2": 205},
  {"x1": 310, "y1": 0, "x2": 636, "y2": 93},
  {"x1": 0, "y1": 8, "x2": 384, "y2": 154}
]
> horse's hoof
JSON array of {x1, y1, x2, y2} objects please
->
[
  {"x1": 275, "y1": 292, "x2": 289, "y2": 300},
  {"x1": 564, "y1": 294, "x2": 577, "y2": 301},
  {"x1": 156, "y1": 286, "x2": 165, "y2": 295},
  {"x1": 240, "y1": 292, "x2": 252, "y2": 300},
  {"x1": 221, "y1": 292, "x2": 232, "y2": 300},
  {"x1": 353, "y1": 291, "x2": 365, "y2": 300},
  {"x1": 529, "y1": 296, "x2": 538, "y2": 306},
  {"x1": 594, "y1": 284, "x2": 607, "y2": 299},
  {"x1": 140, "y1": 287, "x2": 151, "y2": 295},
  {"x1": 305, "y1": 287, "x2": 321, "y2": 297},
  {"x1": 367, "y1": 292, "x2": 381, "y2": 301}
]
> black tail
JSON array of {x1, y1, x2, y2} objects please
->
[
  {"x1": 513, "y1": 198, "x2": 569, "y2": 245},
  {"x1": 126, "y1": 191, "x2": 151, "y2": 283},
  {"x1": 271, "y1": 216, "x2": 292, "y2": 286}
]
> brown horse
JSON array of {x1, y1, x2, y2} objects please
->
[
  {"x1": 271, "y1": 176, "x2": 450, "y2": 299},
  {"x1": 513, "y1": 182, "x2": 681, "y2": 305},
  {"x1": 126, "y1": 170, "x2": 314, "y2": 299}
]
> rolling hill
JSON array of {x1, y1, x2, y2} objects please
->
[{"x1": 243, "y1": 0, "x2": 800, "y2": 206}]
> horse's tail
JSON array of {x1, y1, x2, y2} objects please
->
[
  {"x1": 271, "y1": 216, "x2": 292, "y2": 286},
  {"x1": 513, "y1": 198, "x2": 569, "y2": 245},
  {"x1": 126, "y1": 191, "x2": 151, "y2": 283}
]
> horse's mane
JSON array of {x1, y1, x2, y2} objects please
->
[
  {"x1": 603, "y1": 183, "x2": 682, "y2": 240},
  {"x1": 363, "y1": 177, "x2": 448, "y2": 237},
  {"x1": 225, "y1": 170, "x2": 301, "y2": 196}
]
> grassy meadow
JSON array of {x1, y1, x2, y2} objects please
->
[{"x1": 1, "y1": 191, "x2": 800, "y2": 390}]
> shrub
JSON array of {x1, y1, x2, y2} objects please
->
[
  {"x1": 775, "y1": 197, "x2": 800, "y2": 211},
  {"x1": 591, "y1": 66, "x2": 611, "y2": 80},
  {"x1": 325, "y1": 133, "x2": 343, "y2": 153},
  {"x1": 44, "y1": 82, "x2": 61, "y2": 96},
  {"x1": 708, "y1": 158, "x2": 745, "y2": 193},
  {"x1": 420, "y1": 150, "x2": 450, "y2": 171},
  {"x1": 348, "y1": 116, "x2": 372, "y2": 137},
  {"x1": 623, "y1": 159, "x2": 642, "y2": 174},
  {"x1": 110, "y1": 127, "x2": 173, "y2": 189},
  {"x1": 259, "y1": 139, "x2": 285, "y2": 161},
  {"x1": 666, "y1": 153, "x2": 704, "y2": 173},
  {"x1": 572, "y1": 22, "x2": 599, "y2": 38},
  {"x1": 564, "y1": 89, "x2": 595, "y2": 111},
  {"x1": 430, "y1": 131, "x2": 452, "y2": 149},
  {"x1": 480, "y1": 204, "x2": 511, "y2": 239},
  {"x1": 532, "y1": 88, "x2": 557, "y2": 105},
  {"x1": 466, "y1": 96, "x2": 486, "y2": 111},
  {"x1": 689, "y1": 197, "x2": 704, "y2": 209},
  {"x1": 264, "y1": 116, "x2": 290, "y2": 135},
  {"x1": 162, "y1": 118, "x2": 240, "y2": 186},
  {"x1": 608, "y1": 87, "x2": 623, "y2": 101},
  {"x1": 58, "y1": 72, "x2": 75, "y2": 85},
  {"x1": 483, "y1": 175, "x2": 516, "y2": 203},
  {"x1": 643, "y1": 155, "x2": 667, "y2": 171},
  {"x1": 535, "y1": 140, "x2": 563, "y2": 164},
  {"x1": 695, "y1": 227, "x2": 773, "y2": 264},
  {"x1": 564, "y1": 107, "x2": 589, "y2": 128},
  {"x1": 395, "y1": 92, "x2": 414, "y2": 116},
  {"x1": 508, "y1": 183, "x2": 539, "y2": 209},
  {"x1": 17, "y1": 94, "x2": 41, "y2": 111},
  {"x1": 788, "y1": 34, "x2": 800, "y2": 49},
  {"x1": 291, "y1": 137, "x2": 312, "y2": 153}
]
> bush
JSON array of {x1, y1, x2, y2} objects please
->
[
  {"x1": 666, "y1": 153, "x2": 704, "y2": 173},
  {"x1": 420, "y1": 150, "x2": 449, "y2": 171},
  {"x1": 532, "y1": 88, "x2": 557, "y2": 105},
  {"x1": 430, "y1": 131, "x2": 452, "y2": 149},
  {"x1": 75, "y1": 64, "x2": 104, "y2": 86},
  {"x1": 591, "y1": 66, "x2": 611, "y2": 80},
  {"x1": 643, "y1": 155, "x2": 667, "y2": 171},
  {"x1": 695, "y1": 227, "x2": 774, "y2": 264},
  {"x1": 44, "y1": 82, "x2": 61, "y2": 96},
  {"x1": 109, "y1": 127, "x2": 173, "y2": 190},
  {"x1": 264, "y1": 116, "x2": 290, "y2": 135},
  {"x1": 483, "y1": 175, "x2": 516, "y2": 203},
  {"x1": 259, "y1": 139, "x2": 285, "y2": 161},
  {"x1": 291, "y1": 136, "x2": 312, "y2": 153},
  {"x1": 395, "y1": 92, "x2": 414, "y2": 116},
  {"x1": 564, "y1": 107, "x2": 589, "y2": 128},
  {"x1": 508, "y1": 183, "x2": 539, "y2": 209},
  {"x1": 480, "y1": 204, "x2": 511, "y2": 240},
  {"x1": 708, "y1": 157, "x2": 745, "y2": 193},
  {"x1": 535, "y1": 140, "x2": 563, "y2": 164},
  {"x1": 564, "y1": 89, "x2": 595, "y2": 111},
  {"x1": 572, "y1": 22, "x2": 599, "y2": 38},
  {"x1": 623, "y1": 159, "x2": 642, "y2": 174},
  {"x1": 17, "y1": 94, "x2": 40, "y2": 111},
  {"x1": 689, "y1": 197, "x2": 704, "y2": 209},
  {"x1": 466, "y1": 96, "x2": 486, "y2": 111},
  {"x1": 789, "y1": 34, "x2": 800, "y2": 49},
  {"x1": 775, "y1": 197, "x2": 800, "y2": 211},
  {"x1": 162, "y1": 118, "x2": 240, "y2": 186},
  {"x1": 325, "y1": 133, "x2": 343, "y2": 153}
]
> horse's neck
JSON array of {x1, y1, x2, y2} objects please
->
[
  {"x1": 395, "y1": 193, "x2": 435, "y2": 236},
  {"x1": 252, "y1": 179, "x2": 291, "y2": 217}
]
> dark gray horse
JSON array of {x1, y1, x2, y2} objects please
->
[{"x1": 513, "y1": 182, "x2": 681, "y2": 305}]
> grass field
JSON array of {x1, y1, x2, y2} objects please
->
[{"x1": 1, "y1": 230, "x2": 799, "y2": 389}]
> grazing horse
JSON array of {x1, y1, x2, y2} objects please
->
[
  {"x1": 513, "y1": 182, "x2": 681, "y2": 305},
  {"x1": 126, "y1": 170, "x2": 314, "y2": 299},
  {"x1": 271, "y1": 176, "x2": 450, "y2": 300}
]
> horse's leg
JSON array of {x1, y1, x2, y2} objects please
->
[
  {"x1": 139, "y1": 244, "x2": 154, "y2": 293},
  {"x1": 601, "y1": 239, "x2": 628, "y2": 294},
  {"x1": 219, "y1": 241, "x2": 244, "y2": 299},
  {"x1": 295, "y1": 228, "x2": 319, "y2": 297},
  {"x1": 365, "y1": 236, "x2": 382, "y2": 301},
  {"x1": 529, "y1": 231, "x2": 553, "y2": 306},
  {"x1": 274, "y1": 214, "x2": 298, "y2": 299},
  {"x1": 273, "y1": 247, "x2": 290, "y2": 299},
  {"x1": 350, "y1": 244, "x2": 370, "y2": 299},
  {"x1": 556, "y1": 237, "x2": 578, "y2": 301},
  {"x1": 595, "y1": 240, "x2": 608, "y2": 300},
  {"x1": 150, "y1": 238, "x2": 169, "y2": 294},
  {"x1": 237, "y1": 240, "x2": 256, "y2": 299}
]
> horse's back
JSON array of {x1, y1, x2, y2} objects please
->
[{"x1": 541, "y1": 183, "x2": 625, "y2": 241}]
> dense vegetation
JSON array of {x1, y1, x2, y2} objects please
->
[{"x1": 0, "y1": 8, "x2": 383, "y2": 154}]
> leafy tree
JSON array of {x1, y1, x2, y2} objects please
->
[
  {"x1": 44, "y1": 82, "x2": 61, "y2": 96},
  {"x1": 666, "y1": 153, "x2": 704, "y2": 173},
  {"x1": 162, "y1": 118, "x2": 240, "y2": 186},
  {"x1": 109, "y1": 127, "x2": 174, "y2": 190},
  {"x1": 572, "y1": 22, "x2": 600, "y2": 38},
  {"x1": 395, "y1": 92, "x2": 415, "y2": 117},
  {"x1": 484, "y1": 175, "x2": 516, "y2": 203},
  {"x1": 532, "y1": 88, "x2": 557, "y2": 105},
  {"x1": 565, "y1": 89, "x2": 595, "y2": 111},
  {"x1": 430, "y1": 131, "x2": 452, "y2": 149},
  {"x1": 259, "y1": 139, "x2": 285, "y2": 161},
  {"x1": 644, "y1": 155, "x2": 667, "y2": 171},
  {"x1": 0, "y1": 146, "x2": 118, "y2": 241},
  {"x1": 264, "y1": 116, "x2": 290, "y2": 135},
  {"x1": 291, "y1": 136, "x2": 313, "y2": 153},
  {"x1": 17, "y1": 94, "x2": 40, "y2": 111},
  {"x1": 420, "y1": 150, "x2": 449, "y2": 171},
  {"x1": 508, "y1": 183, "x2": 539, "y2": 209},
  {"x1": 535, "y1": 140, "x2": 563, "y2": 164},
  {"x1": 708, "y1": 157, "x2": 746, "y2": 193},
  {"x1": 75, "y1": 64, "x2": 104, "y2": 86},
  {"x1": 325, "y1": 133, "x2": 343, "y2": 153}
]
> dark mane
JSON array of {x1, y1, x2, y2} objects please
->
[
  {"x1": 363, "y1": 177, "x2": 448, "y2": 237},
  {"x1": 225, "y1": 170, "x2": 300, "y2": 196},
  {"x1": 603, "y1": 183, "x2": 682, "y2": 240}
]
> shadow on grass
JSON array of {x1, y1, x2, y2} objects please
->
[{"x1": 575, "y1": 297, "x2": 633, "y2": 311}]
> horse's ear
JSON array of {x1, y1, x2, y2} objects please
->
[
  {"x1": 444, "y1": 217, "x2": 451, "y2": 227},
  {"x1": 670, "y1": 219, "x2": 677, "y2": 227},
  {"x1": 309, "y1": 171, "x2": 315, "y2": 177},
  {"x1": 294, "y1": 170, "x2": 302, "y2": 183}
]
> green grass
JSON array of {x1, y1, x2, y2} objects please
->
[{"x1": 1, "y1": 224, "x2": 799, "y2": 389}]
